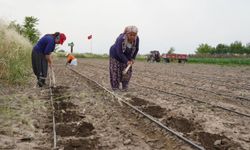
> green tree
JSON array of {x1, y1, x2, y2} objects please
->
[
  {"x1": 245, "y1": 43, "x2": 250, "y2": 54},
  {"x1": 167, "y1": 47, "x2": 175, "y2": 54},
  {"x1": 230, "y1": 41, "x2": 244, "y2": 54},
  {"x1": 195, "y1": 43, "x2": 214, "y2": 54},
  {"x1": 22, "y1": 16, "x2": 40, "y2": 44},
  {"x1": 8, "y1": 16, "x2": 40, "y2": 45},
  {"x1": 8, "y1": 21, "x2": 23, "y2": 34},
  {"x1": 214, "y1": 44, "x2": 229, "y2": 54}
]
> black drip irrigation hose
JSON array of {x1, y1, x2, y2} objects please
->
[
  {"x1": 68, "y1": 67, "x2": 205, "y2": 150},
  {"x1": 141, "y1": 74, "x2": 250, "y2": 102},
  {"x1": 133, "y1": 83, "x2": 250, "y2": 118}
]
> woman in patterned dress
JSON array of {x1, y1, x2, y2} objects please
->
[{"x1": 109, "y1": 26, "x2": 139, "y2": 91}]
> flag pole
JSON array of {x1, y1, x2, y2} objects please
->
[
  {"x1": 88, "y1": 34, "x2": 93, "y2": 53},
  {"x1": 90, "y1": 38, "x2": 92, "y2": 54}
]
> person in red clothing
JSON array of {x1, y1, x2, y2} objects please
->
[{"x1": 65, "y1": 53, "x2": 77, "y2": 66}]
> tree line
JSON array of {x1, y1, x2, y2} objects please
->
[
  {"x1": 7, "y1": 17, "x2": 250, "y2": 56},
  {"x1": 8, "y1": 16, "x2": 40, "y2": 45},
  {"x1": 196, "y1": 41, "x2": 250, "y2": 54}
]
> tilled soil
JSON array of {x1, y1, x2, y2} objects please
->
[
  {"x1": 0, "y1": 81, "x2": 53, "y2": 149},
  {"x1": 50, "y1": 65, "x2": 191, "y2": 150},
  {"x1": 1, "y1": 58, "x2": 250, "y2": 150},
  {"x1": 1, "y1": 63, "x2": 190, "y2": 150},
  {"x1": 69, "y1": 58, "x2": 250, "y2": 150}
]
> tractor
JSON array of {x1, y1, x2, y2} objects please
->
[{"x1": 147, "y1": 50, "x2": 161, "y2": 62}]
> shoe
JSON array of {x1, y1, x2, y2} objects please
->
[
  {"x1": 112, "y1": 88, "x2": 119, "y2": 91},
  {"x1": 37, "y1": 81, "x2": 43, "y2": 87},
  {"x1": 122, "y1": 85, "x2": 128, "y2": 92},
  {"x1": 37, "y1": 78, "x2": 46, "y2": 87},
  {"x1": 121, "y1": 88, "x2": 128, "y2": 92},
  {"x1": 41, "y1": 79, "x2": 46, "y2": 85}
]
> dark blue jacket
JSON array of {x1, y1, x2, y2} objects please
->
[
  {"x1": 33, "y1": 35, "x2": 55, "y2": 55},
  {"x1": 109, "y1": 33, "x2": 139, "y2": 64}
]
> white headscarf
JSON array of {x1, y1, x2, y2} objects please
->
[{"x1": 124, "y1": 25, "x2": 138, "y2": 34}]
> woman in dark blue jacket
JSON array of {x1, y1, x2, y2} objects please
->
[
  {"x1": 32, "y1": 32, "x2": 66, "y2": 87},
  {"x1": 109, "y1": 26, "x2": 139, "y2": 91}
]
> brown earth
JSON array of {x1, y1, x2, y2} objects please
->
[{"x1": 0, "y1": 58, "x2": 249, "y2": 150}]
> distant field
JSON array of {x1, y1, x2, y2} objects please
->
[
  {"x1": 56, "y1": 52, "x2": 108, "y2": 59},
  {"x1": 56, "y1": 52, "x2": 250, "y2": 65},
  {"x1": 188, "y1": 57, "x2": 250, "y2": 65},
  {"x1": 56, "y1": 52, "x2": 147, "y2": 61}
]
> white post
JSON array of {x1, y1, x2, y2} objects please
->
[{"x1": 90, "y1": 38, "x2": 92, "y2": 53}]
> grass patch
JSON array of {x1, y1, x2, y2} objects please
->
[
  {"x1": 188, "y1": 57, "x2": 250, "y2": 66},
  {"x1": 135, "y1": 55, "x2": 147, "y2": 61},
  {"x1": 0, "y1": 21, "x2": 32, "y2": 84}
]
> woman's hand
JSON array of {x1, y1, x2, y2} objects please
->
[
  {"x1": 48, "y1": 63, "x2": 53, "y2": 68},
  {"x1": 127, "y1": 61, "x2": 133, "y2": 65},
  {"x1": 46, "y1": 54, "x2": 53, "y2": 68}
]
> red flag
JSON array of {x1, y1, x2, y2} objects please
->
[{"x1": 87, "y1": 35, "x2": 92, "y2": 40}]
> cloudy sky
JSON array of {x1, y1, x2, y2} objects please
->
[{"x1": 0, "y1": 0, "x2": 249, "y2": 54}]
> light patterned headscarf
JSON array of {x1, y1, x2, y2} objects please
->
[
  {"x1": 123, "y1": 25, "x2": 138, "y2": 34},
  {"x1": 122, "y1": 25, "x2": 138, "y2": 53}
]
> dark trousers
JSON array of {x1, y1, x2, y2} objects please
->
[
  {"x1": 109, "y1": 57, "x2": 132, "y2": 90},
  {"x1": 31, "y1": 50, "x2": 48, "y2": 83}
]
